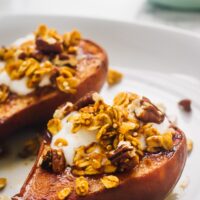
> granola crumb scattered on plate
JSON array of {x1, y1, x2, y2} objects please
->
[{"x1": 107, "y1": 68, "x2": 123, "y2": 86}]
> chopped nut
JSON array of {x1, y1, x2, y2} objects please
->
[
  {"x1": 57, "y1": 187, "x2": 71, "y2": 199},
  {"x1": 187, "y1": 138, "x2": 193, "y2": 154},
  {"x1": 0, "y1": 178, "x2": 7, "y2": 190},
  {"x1": 47, "y1": 118, "x2": 62, "y2": 135},
  {"x1": 108, "y1": 141, "x2": 139, "y2": 172},
  {"x1": 178, "y1": 99, "x2": 192, "y2": 112},
  {"x1": 40, "y1": 148, "x2": 53, "y2": 172},
  {"x1": 53, "y1": 102, "x2": 73, "y2": 119},
  {"x1": 36, "y1": 38, "x2": 62, "y2": 54},
  {"x1": 135, "y1": 97, "x2": 165, "y2": 124},
  {"x1": 101, "y1": 175, "x2": 119, "y2": 189},
  {"x1": 107, "y1": 69, "x2": 123, "y2": 86},
  {"x1": 75, "y1": 176, "x2": 89, "y2": 196},
  {"x1": 52, "y1": 149, "x2": 66, "y2": 173},
  {"x1": 41, "y1": 149, "x2": 66, "y2": 173}
]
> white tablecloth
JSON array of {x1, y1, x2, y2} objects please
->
[{"x1": 1, "y1": 0, "x2": 200, "y2": 34}]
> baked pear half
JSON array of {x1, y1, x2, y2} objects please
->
[
  {"x1": 13, "y1": 92, "x2": 187, "y2": 200},
  {"x1": 0, "y1": 25, "x2": 108, "y2": 138}
]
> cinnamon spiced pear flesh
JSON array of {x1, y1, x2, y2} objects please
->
[
  {"x1": 0, "y1": 25, "x2": 108, "y2": 138},
  {"x1": 13, "y1": 92, "x2": 187, "y2": 200}
]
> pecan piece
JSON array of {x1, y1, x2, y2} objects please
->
[
  {"x1": 41, "y1": 148, "x2": 66, "y2": 173},
  {"x1": 75, "y1": 91, "x2": 96, "y2": 110},
  {"x1": 36, "y1": 38, "x2": 62, "y2": 54},
  {"x1": 52, "y1": 149, "x2": 66, "y2": 173},
  {"x1": 135, "y1": 97, "x2": 164, "y2": 124},
  {"x1": 41, "y1": 148, "x2": 53, "y2": 172},
  {"x1": 178, "y1": 99, "x2": 191, "y2": 112},
  {"x1": 108, "y1": 141, "x2": 139, "y2": 172}
]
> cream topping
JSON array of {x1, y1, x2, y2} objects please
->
[
  {"x1": 152, "y1": 117, "x2": 171, "y2": 134},
  {"x1": 51, "y1": 112, "x2": 97, "y2": 166},
  {"x1": 13, "y1": 34, "x2": 34, "y2": 46},
  {"x1": 0, "y1": 70, "x2": 34, "y2": 95}
]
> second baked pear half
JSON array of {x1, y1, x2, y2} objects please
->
[
  {"x1": 14, "y1": 92, "x2": 187, "y2": 200},
  {"x1": 0, "y1": 25, "x2": 108, "y2": 138}
]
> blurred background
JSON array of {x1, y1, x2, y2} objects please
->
[{"x1": 1, "y1": 0, "x2": 200, "y2": 34}]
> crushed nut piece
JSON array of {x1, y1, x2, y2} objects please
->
[
  {"x1": 75, "y1": 176, "x2": 89, "y2": 196},
  {"x1": 108, "y1": 141, "x2": 139, "y2": 172},
  {"x1": 178, "y1": 99, "x2": 192, "y2": 112},
  {"x1": 135, "y1": 97, "x2": 165, "y2": 124},
  {"x1": 107, "y1": 69, "x2": 123, "y2": 86},
  {"x1": 52, "y1": 149, "x2": 66, "y2": 173},
  {"x1": 57, "y1": 187, "x2": 71, "y2": 200},
  {"x1": 187, "y1": 138, "x2": 193, "y2": 154},
  {"x1": 53, "y1": 102, "x2": 73, "y2": 119},
  {"x1": 41, "y1": 148, "x2": 66, "y2": 173},
  {"x1": 101, "y1": 175, "x2": 119, "y2": 189},
  {"x1": 0, "y1": 178, "x2": 7, "y2": 190}
]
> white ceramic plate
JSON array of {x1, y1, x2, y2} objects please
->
[{"x1": 0, "y1": 15, "x2": 200, "y2": 200}]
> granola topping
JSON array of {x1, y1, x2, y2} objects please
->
[
  {"x1": 47, "y1": 92, "x2": 175, "y2": 176},
  {"x1": 101, "y1": 175, "x2": 119, "y2": 189},
  {"x1": 107, "y1": 69, "x2": 123, "y2": 86},
  {"x1": 0, "y1": 24, "x2": 82, "y2": 101},
  {"x1": 75, "y1": 176, "x2": 89, "y2": 196},
  {"x1": 57, "y1": 187, "x2": 71, "y2": 200},
  {"x1": 187, "y1": 138, "x2": 193, "y2": 154}
]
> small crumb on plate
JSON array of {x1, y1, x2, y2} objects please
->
[
  {"x1": 187, "y1": 138, "x2": 193, "y2": 154},
  {"x1": 107, "y1": 68, "x2": 123, "y2": 86},
  {"x1": 178, "y1": 99, "x2": 192, "y2": 112}
]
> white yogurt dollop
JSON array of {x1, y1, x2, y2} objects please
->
[
  {"x1": 51, "y1": 112, "x2": 97, "y2": 166},
  {"x1": 13, "y1": 34, "x2": 34, "y2": 46},
  {"x1": 0, "y1": 70, "x2": 34, "y2": 95},
  {"x1": 152, "y1": 117, "x2": 171, "y2": 134}
]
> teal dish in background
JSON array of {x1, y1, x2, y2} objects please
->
[{"x1": 149, "y1": 0, "x2": 200, "y2": 10}]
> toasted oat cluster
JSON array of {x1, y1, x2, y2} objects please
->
[
  {"x1": 0, "y1": 24, "x2": 82, "y2": 103},
  {"x1": 107, "y1": 68, "x2": 123, "y2": 86},
  {"x1": 46, "y1": 92, "x2": 175, "y2": 178},
  {"x1": 57, "y1": 187, "x2": 71, "y2": 200}
]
